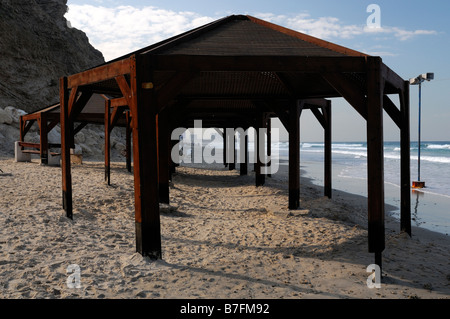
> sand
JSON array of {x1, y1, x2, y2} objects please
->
[{"x1": 0, "y1": 154, "x2": 449, "y2": 299}]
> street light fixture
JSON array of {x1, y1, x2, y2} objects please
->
[{"x1": 409, "y1": 72, "x2": 434, "y2": 189}]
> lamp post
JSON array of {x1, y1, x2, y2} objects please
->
[{"x1": 409, "y1": 72, "x2": 434, "y2": 188}]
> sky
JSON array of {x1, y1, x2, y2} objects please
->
[{"x1": 65, "y1": 0, "x2": 450, "y2": 142}]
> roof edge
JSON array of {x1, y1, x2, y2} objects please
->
[{"x1": 246, "y1": 15, "x2": 369, "y2": 58}]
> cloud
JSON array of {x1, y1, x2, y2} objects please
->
[
  {"x1": 66, "y1": 5, "x2": 215, "y2": 61},
  {"x1": 259, "y1": 12, "x2": 437, "y2": 41},
  {"x1": 65, "y1": 5, "x2": 437, "y2": 61}
]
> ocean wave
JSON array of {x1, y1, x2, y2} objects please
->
[
  {"x1": 427, "y1": 144, "x2": 450, "y2": 150},
  {"x1": 411, "y1": 155, "x2": 450, "y2": 164}
]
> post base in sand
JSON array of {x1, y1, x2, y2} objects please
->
[{"x1": 412, "y1": 181, "x2": 425, "y2": 189}]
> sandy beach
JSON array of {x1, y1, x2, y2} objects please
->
[{"x1": 0, "y1": 154, "x2": 449, "y2": 300}]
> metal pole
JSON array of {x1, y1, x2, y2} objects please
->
[{"x1": 418, "y1": 82, "x2": 421, "y2": 182}]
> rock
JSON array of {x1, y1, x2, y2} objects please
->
[
  {"x1": 4, "y1": 107, "x2": 26, "y2": 124},
  {"x1": 0, "y1": 0, "x2": 104, "y2": 113},
  {"x1": 0, "y1": 108, "x2": 13, "y2": 125}
]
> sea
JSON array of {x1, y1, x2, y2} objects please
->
[
  {"x1": 182, "y1": 137, "x2": 450, "y2": 235},
  {"x1": 276, "y1": 141, "x2": 450, "y2": 235}
]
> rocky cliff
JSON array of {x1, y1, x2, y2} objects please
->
[{"x1": 0, "y1": 0, "x2": 105, "y2": 113}]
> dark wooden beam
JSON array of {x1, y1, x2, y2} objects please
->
[
  {"x1": 60, "y1": 76, "x2": 73, "y2": 219},
  {"x1": 228, "y1": 130, "x2": 236, "y2": 171},
  {"x1": 126, "y1": 111, "x2": 132, "y2": 172},
  {"x1": 157, "y1": 72, "x2": 197, "y2": 112},
  {"x1": 21, "y1": 119, "x2": 36, "y2": 142},
  {"x1": 73, "y1": 122, "x2": 88, "y2": 135},
  {"x1": 267, "y1": 116, "x2": 272, "y2": 177},
  {"x1": 223, "y1": 127, "x2": 228, "y2": 167},
  {"x1": 322, "y1": 73, "x2": 368, "y2": 120},
  {"x1": 383, "y1": 95, "x2": 402, "y2": 129},
  {"x1": 366, "y1": 57, "x2": 385, "y2": 268},
  {"x1": 153, "y1": 55, "x2": 367, "y2": 73},
  {"x1": 240, "y1": 133, "x2": 248, "y2": 176},
  {"x1": 310, "y1": 107, "x2": 326, "y2": 129},
  {"x1": 255, "y1": 113, "x2": 266, "y2": 187},
  {"x1": 324, "y1": 101, "x2": 332, "y2": 199},
  {"x1": 382, "y1": 63, "x2": 405, "y2": 93},
  {"x1": 38, "y1": 112, "x2": 48, "y2": 165},
  {"x1": 400, "y1": 81, "x2": 411, "y2": 236},
  {"x1": 288, "y1": 100, "x2": 302, "y2": 209},
  {"x1": 158, "y1": 111, "x2": 170, "y2": 204},
  {"x1": 129, "y1": 54, "x2": 161, "y2": 259},
  {"x1": 105, "y1": 99, "x2": 111, "y2": 185}
]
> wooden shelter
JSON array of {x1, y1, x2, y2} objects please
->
[
  {"x1": 57, "y1": 15, "x2": 411, "y2": 267},
  {"x1": 19, "y1": 94, "x2": 132, "y2": 173}
]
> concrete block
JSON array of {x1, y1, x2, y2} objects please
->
[{"x1": 14, "y1": 141, "x2": 31, "y2": 162}]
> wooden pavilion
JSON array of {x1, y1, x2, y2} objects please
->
[{"x1": 57, "y1": 15, "x2": 411, "y2": 267}]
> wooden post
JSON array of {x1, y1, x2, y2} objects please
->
[
  {"x1": 19, "y1": 116, "x2": 24, "y2": 144},
  {"x1": 289, "y1": 101, "x2": 301, "y2": 209},
  {"x1": 223, "y1": 128, "x2": 228, "y2": 167},
  {"x1": 255, "y1": 113, "x2": 266, "y2": 187},
  {"x1": 240, "y1": 132, "x2": 248, "y2": 176},
  {"x1": 39, "y1": 112, "x2": 48, "y2": 165},
  {"x1": 324, "y1": 100, "x2": 332, "y2": 198},
  {"x1": 158, "y1": 110, "x2": 170, "y2": 204},
  {"x1": 126, "y1": 111, "x2": 132, "y2": 172},
  {"x1": 366, "y1": 57, "x2": 385, "y2": 269},
  {"x1": 229, "y1": 130, "x2": 236, "y2": 170},
  {"x1": 400, "y1": 81, "x2": 412, "y2": 236},
  {"x1": 130, "y1": 54, "x2": 161, "y2": 259},
  {"x1": 105, "y1": 100, "x2": 111, "y2": 185},
  {"x1": 60, "y1": 77, "x2": 73, "y2": 219},
  {"x1": 267, "y1": 117, "x2": 272, "y2": 178}
]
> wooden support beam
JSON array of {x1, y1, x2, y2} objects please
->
[
  {"x1": 255, "y1": 113, "x2": 266, "y2": 187},
  {"x1": 157, "y1": 72, "x2": 197, "y2": 112},
  {"x1": 68, "y1": 58, "x2": 131, "y2": 88},
  {"x1": 158, "y1": 110, "x2": 170, "y2": 204},
  {"x1": 110, "y1": 105, "x2": 126, "y2": 130},
  {"x1": 60, "y1": 76, "x2": 73, "y2": 219},
  {"x1": 288, "y1": 101, "x2": 302, "y2": 209},
  {"x1": 47, "y1": 118, "x2": 60, "y2": 132},
  {"x1": 366, "y1": 57, "x2": 385, "y2": 267},
  {"x1": 322, "y1": 73, "x2": 368, "y2": 120},
  {"x1": 105, "y1": 100, "x2": 111, "y2": 185},
  {"x1": 310, "y1": 107, "x2": 326, "y2": 129},
  {"x1": 240, "y1": 133, "x2": 248, "y2": 176},
  {"x1": 383, "y1": 95, "x2": 402, "y2": 129},
  {"x1": 126, "y1": 111, "x2": 132, "y2": 172},
  {"x1": 267, "y1": 116, "x2": 272, "y2": 178},
  {"x1": 229, "y1": 131, "x2": 236, "y2": 171},
  {"x1": 70, "y1": 90, "x2": 93, "y2": 122},
  {"x1": 400, "y1": 81, "x2": 412, "y2": 236},
  {"x1": 382, "y1": 63, "x2": 406, "y2": 93},
  {"x1": 73, "y1": 122, "x2": 88, "y2": 136},
  {"x1": 19, "y1": 116, "x2": 25, "y2": 143},
  {"x1": 223, "y1": 128, "x2": 228, "y2": 167},
  {"x1": 21, "y1": 120, "x2": 36, "y2": 143},
  {"x1": 153, "y1": 55, "x2": 367, "y2": 73},
  {"x1": 116, "y1": 75, "x2": 132, "y2": 106},
  {"x1": 38, "y1": 112, "x2": 48, "y2": 165},
  {"x1": 129, "y1": 54, "x2": 161, "y2": 259},
  {"x1": 324, "y1": 101, "x2": 332, "y2": 199}
]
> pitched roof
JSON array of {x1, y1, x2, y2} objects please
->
[{"x1": 104, "y1": 14, "x2": 368, "y2": 66}]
